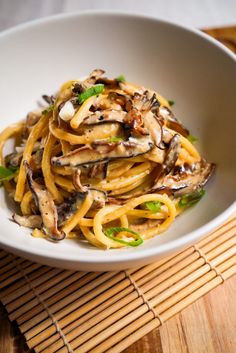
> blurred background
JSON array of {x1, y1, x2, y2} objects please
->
[{"x1": 0, "y1": 0, "x2": 236, "y2": 31}]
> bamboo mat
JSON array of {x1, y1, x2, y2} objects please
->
[
  {"x1": 1, "y1": 26, "x2": 236, "y2": 353},
  {"x1": 0, "y1": 215, "x2": 236, "y2": 353}
]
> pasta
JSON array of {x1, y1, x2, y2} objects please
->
[{"x1": 0, "y1": 69, "x2": 215, "y2": 249}]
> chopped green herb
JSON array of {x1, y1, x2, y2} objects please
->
[
  {"x1": 187, "y1": 134, "x2": 198, "y2": 144},
  {"x1": 143, "y1": 201, "x2": 162, "y2": 213},
  {"x1": 8, "y1": 166, "x2": 18, "y2": 172},
  {"x1": 115, "y1": 75, "x2": 126, "y2": 83},
  {"x1": 107, "y1": 137, "x2": 124, "y2": 143},
  {"x1": 0, "y1": 166, "x2": 18, "y2": 185},
  {"x1": 178, "y1": 189, "x2": 205, "y2": 209},
  {"x1": 168, "y1": 100, "x2": 175, "y2": 107},
  {"x1": 77, "y1": 84, "x2": 104, "y2": 104},
  {"x1": 42, "y1": 105, "x2": 54, "y2": 115},
  {"x1": 104, "y1": 227, "x2": 143, "y2": 247}
]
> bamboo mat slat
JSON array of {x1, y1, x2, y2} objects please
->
[{"x1": 0, "y1": 215, "x2": 236, "y2": 353}]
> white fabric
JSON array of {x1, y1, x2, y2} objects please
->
[
  {"x1": 0, "y1": 0, "x2": 235, "y2": 31},
  {"x1": 64, "y1": 0, "x2": 236, "y2": 28}
]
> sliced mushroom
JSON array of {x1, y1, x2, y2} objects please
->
[
  {"x1": 83, "y1": 110, "x2": 127, "y2": 125},
  {"x1": 133, "y1": 91, "x2": 160, "y2": 112},
  {"x1": 73, "y1": 169, "x2": 89, "y2": 192},
  {"x1": 84, "y1": 69, "x2": 105, "y2": 86},
  {"x1": 108, "y1": 92, "x2": 131, "y2": 110},
  {"x1": 143, "y1": 111, "x2": 164, "y2": 148},
  {"x1": 124, "y1": 108, "x2": 148, "y2": 135},
  {"x1": 71, "y1": 69, "x2": 106, "y2": 100},
  {"x1": 26, "y1": 111, "x2": 41, "y2": 127},
  {"x1": 168, "y1": 120, "x2": 189, "y2": 137},
  {"x1": 96, "y1": 77, "x2": 120, "y2": 89},
  {"x1": 42, "y1": 95, "x2": 55, "y2": 105},
  {"x1": 51, "y1": 136, "x2": 154, "y2": 167},
  {"x1": 150, "y1": 134, "x2": 180, "y2": 190},
  {"x1": 30, "y1": 149, "x2": 44, "y2": 171},
  {"x1": 57, "y1": 192, "x2": 86, "y2": 225},
  {"x1": 171, "y1": 163, "x2": 192, "y2": 175},
  {"x1": 121, "y1": 92, "x2": 162, "y2": 140},
  {"x1": 72, "y1": 82, "x2": 85, "y2": 94},
  {"x1": 57, "y1": 188, "x2": 106, "y2": 225},
  {"x1": 89, "y1": 188, "x2": 107, "y2": 209},
  {"x1": 158, "y1": 106, "x2": 189, "y2": 137},
  {"x1": 77, "y1": 122, "x2": 122, "y2": 143},
  {"x1": 88, "y1": 162, "x2": 108, "y2": 179},
  {"x1": 92, "y1": 139, "x2": 122, "y2": 154},
  {"x1": 24, "y1": 161, "x2": 65, "y2": 240},
  {"x1": 153, "y1": 160, "x2": 215, "y2": 196},
  {"x1": 12, "y1": 214, "x2": 42, "y2": 228},
  {"x1": 5, "y1": 151, "x2": 23, "y2": 167},
  {"x1": 22, "y1": 110, "x2": 42, "y2": 138},
  {"x1": 162, "y1": 134, "x2": 180, "y2": 174},
  {"x1": 132, "y1": 92, "x2": 148, "y2": 111},
  {"x1": 119, "y1": 82, "x2": 145, "y2": 96},
  {"x1": 162, "y1": 127, "x2": 174, "y2": 144},
  {"x1": 147, "y1": 93, "x2": 160, "y2": 113}
]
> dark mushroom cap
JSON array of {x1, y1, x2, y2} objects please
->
[{"x1": 51, "y1": 136, "x2": 154, "y2": 167}]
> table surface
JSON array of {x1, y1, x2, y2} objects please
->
[{"x1": 0, "y1": 2, "x2": 236, "y2": 352}]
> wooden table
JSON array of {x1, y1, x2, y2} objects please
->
[{"x1": 0, "y1": 15, "x2": 236, "y2": 353}]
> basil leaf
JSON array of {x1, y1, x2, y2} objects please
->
[
  {"x1": 187, "y1": 134, "x2": 198, "y2": 143},
  {"x1": 0, "y1": 166, "x2": 18, "y2": 182},
  {"x1": 104, "y1": 227, "x2": 143, "y2": 247},
  {"x1": 115, "y1": 75, "x2": 126, "y2": 83},
  {"x1": 178, "y1": 189, "x2": 205, "y2": 208},
  {"x1": 107, "y1": 137, "x2": 124, "y2": 143},
  {"x1": 143, "y1": 201, "x2": 162, "y2": 212},
  {"x1": 77, "y1": 84, "x2": 104, "y2": 104},
  {"x1": 42, "y1": 104, "x2": 54, "y2": 115},
  {"x1": 168, "y1": 100, "x2": 175, "y2": 106}
]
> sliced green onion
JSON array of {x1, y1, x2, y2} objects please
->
[
  {"x1": 115, "y1": 75, "x2": 126, "y2": 83},
  {"x1": 143, "y1": 201, "x2": 162, "y2": 213},
  {"x1": 187, "y1": 134, "x2": 198, "y2": 143},
  {"x1": 77, "y1": 84, "x2": 104, "y2": 104},
  {"x1": 178, "y1": 189, "x2": 205, "y2": 208},
  {"x1": 42, "y1": 104, "x2": 54, "y2": 115},
  {"x1": 107, "y1": 137, "x2": 124, "y2": 143},
  {"x1": 0, "y1": 166, "x2": 18, "y2": 186},
  {"x1": 104, "y1": 227, "x2": 143, "y2": 247},
  {"x1": 168, "y1": 100, "x2": 175, "y2": 107}
]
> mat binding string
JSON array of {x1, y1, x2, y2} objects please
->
[{"x1": 11, "y1": 256, "x2": 74, "y2": 353}]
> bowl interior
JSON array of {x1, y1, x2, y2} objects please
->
[{"x1": 0, "y1": 12, "x2": 236, "y2": 270}]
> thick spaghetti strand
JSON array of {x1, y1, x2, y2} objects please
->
[
  {"x1": 15, "y1": 115, "x2": 48, "y2": 202},
  {"x1": 42, "y1": 133, "x2": 63, "y2": 203}
]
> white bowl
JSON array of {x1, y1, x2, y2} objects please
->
[{"x1": 0, "y1": 11, "x2": 235, "y2": 271}]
